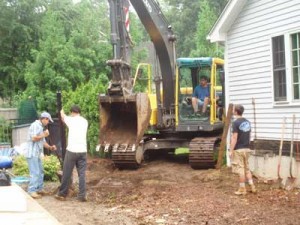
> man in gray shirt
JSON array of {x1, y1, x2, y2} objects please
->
[{"x1": 26, "y1": 112, "x2": 57, "y2": 199}]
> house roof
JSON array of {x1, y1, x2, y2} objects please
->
[{"x1": 207, "y1": 0, "x2": 248, "y2": 43}]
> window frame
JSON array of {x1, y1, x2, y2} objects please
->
[
  {"x1": 271, "y1": 30, "x2": 300, "y2": 106},
  {"x1": 291, "y1": 32, "x2": 300, "y2": 101}
]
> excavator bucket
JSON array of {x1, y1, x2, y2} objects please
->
[{"x1": 99, "y1": 93, "x2": 151, "y2": 157}]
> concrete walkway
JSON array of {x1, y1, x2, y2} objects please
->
[{"x1": 0, "y1": 183, "x2": 62, "y2": 225}]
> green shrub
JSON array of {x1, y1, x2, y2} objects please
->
[
  {"x1": 0, "y1": 116, "x2": 12, "y2": 144},
  {"x1": 63, "y1": 76, "x2": 107, "y2": 156},
  {"x1": 13, "y1": 155, "x2": 29, "y2": 176},
  {"x1": 43, "y1": 155, "x2": 60, "y2": 181},
  {"x1": 13, "y1": 154, "x2": 60, "y2": 181}
]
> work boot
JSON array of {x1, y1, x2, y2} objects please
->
[
  {"x1": 77, "y1": 196, "x2": 88, "y2": 202},
  {"x1": 30, "y1": 192, "x2": 42, "y2": 199},
  {"x1": 234, "y1": 187, "x2": 247, "y2": 195},
  {"x1": 37, "y1": 190, "x2": 50, "y2": 196},
  {"x1": 250, "y1": 185, "x2": 257, "y2": 193},
  {"x1": 54, "y1": 194, "x2": 66, "y2": 201},
  {"x1": 194, "y1": 112, "x2": 203, "y2": 117}
]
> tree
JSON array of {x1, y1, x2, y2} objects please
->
[
  {"x1": 24, "y1": 0, "x2": 111, "y2": 113},
  {"x1": 209, "y1": 0, "x2": 228, "y2": 16},
  {"x1": 191, "y1": 0, "x2": 223, "y2": 57},
  {"x1": 162, "y1": 0, "x2": 201, "y2": 57},
  {"x1": 158, "y1": 0, "x2": 227, "y2": 58},
  {"x1": 62, "y1": 75, "x2": 108, "y2": 155},
  {"x1": 0, "y1": 0, "x2": 47, "y2": 103}
]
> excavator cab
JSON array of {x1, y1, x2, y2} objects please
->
[{"x1": 175, "y1": 57, "x2": 224, "y2": 132}]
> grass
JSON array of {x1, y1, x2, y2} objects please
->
[{"x1": 175, "y1": 148, "x2": 189, "y2": 155}]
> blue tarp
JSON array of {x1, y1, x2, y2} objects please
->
[
  {"x1": 0, "y1": 156, "x2": 13, "y2": 169},
  {"x1": 0, "y1": 147, "x2": 16, "y2": 169},
  {"x1": 0, "y1": 147, "x2": 16, "y2": 157}
]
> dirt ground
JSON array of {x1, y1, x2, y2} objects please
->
[{"x1": 35, "y1": 154, "x2": 300, "y2": 225}]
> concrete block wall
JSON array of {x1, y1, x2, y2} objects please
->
[
  {"x1": 0, "y1": 108, "x2": 18, "y2": 120},
  {"x1": 12, "y1": 124, "x2": 30, "y2": 147},
  {"x1": 249, "y1": 150, "x2": 300, "y2": 188}
]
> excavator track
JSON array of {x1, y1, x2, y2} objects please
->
[
  {"x1": 111, "y1": 144, "x2": 143, "y2": 169},
  {"x1": 189, "y1": 137, "x2": 218, "y2": 169}
]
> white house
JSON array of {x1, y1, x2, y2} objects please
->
[{"x1": 208, "y1": 0, "x2": 300, "y2": 185}]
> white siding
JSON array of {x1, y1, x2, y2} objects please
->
[{"x1": 226, "y1": 0, "x2": 300, "y2": 141}]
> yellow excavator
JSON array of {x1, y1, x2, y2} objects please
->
[{"x1": 99, "y1": 0, "x2": 225, "y2": 169}]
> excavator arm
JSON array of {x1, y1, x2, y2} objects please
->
[
  {"x1": 130, "y1": 0, "x2": 176, "y2": 112},
  {"x1": 107, "y1": 0, "x2": 133, "y2": 96},
  {"x1": 99, "y1": 0, "x2": 177, "y2": 168},
  {"x1": 107, "y1": 0, "x2": 177, "y2": 123}
]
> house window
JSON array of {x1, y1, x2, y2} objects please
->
[
  {"x1": 272, "y1": 35, "x2": 286, "y2": 101},
  {"x1": 292, "y1": 33, "x2": 300, "y2": 100}
]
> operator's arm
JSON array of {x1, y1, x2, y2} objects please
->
[
  {"x1": 199, "y1": 85, "x2": 210, "y2": 100},
  {"x1": 192, "y1": 86, "x2": 199, "y2": 98},
  {"x1": 207, "y1": 84, "x2": 210, "y2": 98}
]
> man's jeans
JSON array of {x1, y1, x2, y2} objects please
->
[
  {"x1": 27, "y1": 156, "x2": 44, "y2": 193},
  {"x1": 59, "y1": 150, "x2": 87, "y2": 198}
]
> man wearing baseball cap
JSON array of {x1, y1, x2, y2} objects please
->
[
  {"x1": 25, "y1": 111, "x2": 57, "y2": 199},
  {"x1": 40, "y1": 112, "x2": 54, "y2": 123}
]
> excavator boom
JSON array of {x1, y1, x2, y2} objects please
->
[{"x1": 130, "y1": 0, "x2": 176, "y2": 111}]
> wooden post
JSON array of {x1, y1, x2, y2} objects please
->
[
  {"x1": 216, "y1": 103, "x2": 233, "y2": 169},
  {"x1": 57, "y1": 91, "x2": 66, "y2": 163},
  {"x1": 252, "y1": 98, "x2": 257, "y2": 149}
]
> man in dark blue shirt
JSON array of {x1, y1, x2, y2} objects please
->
[
  {"x1": 192, "y1": 76, "x2": 210, "y2": 114},
  {"x1": 230, "y1": 104, "x2": 256, "y2": 195}
]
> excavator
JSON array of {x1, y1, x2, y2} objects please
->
[{"x1": 99, "y1": 0, "x2": 225, "y2": 169}]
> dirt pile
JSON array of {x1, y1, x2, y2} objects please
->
[{"x1": 37, "y1": 156, "x2": 300, "y2": 225}]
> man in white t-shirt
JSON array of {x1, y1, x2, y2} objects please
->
[{"x1": 55, "y1": 105, "x2": 88, "y2": 202}]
